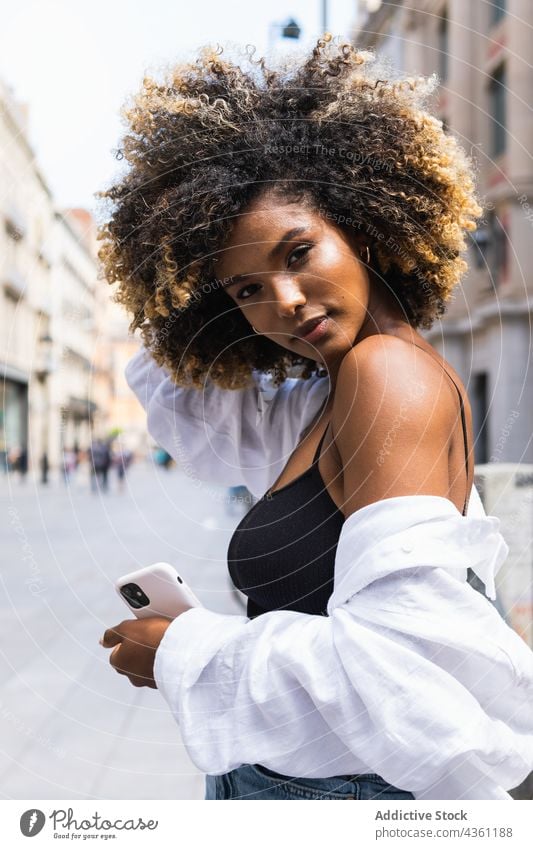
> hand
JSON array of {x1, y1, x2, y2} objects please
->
[{"x1": 100, "y1": 616, "x2": 172, "y2": 688}]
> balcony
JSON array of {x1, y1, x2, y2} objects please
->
[
  {"x1": 3, "y1": 268, "x2": 28, "y2": 300},
  {"x1": 4, "y1": 205, "x2": 27, "y2": 241}
]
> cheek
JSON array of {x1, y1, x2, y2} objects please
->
[
  {"x1": 315, "y1": 244, "x2": 366, "y2": 302},
  {"x1": 223, "y1": 291, "x2": 252, "y2": 318},
  {"x1": 315, "y1": 236, "x2": 351, "y2": 272},
  {"x1": 231, "y1": 302, "x2": 261, "y2": 331},
  {"x1": 234, "y1": 302, "x2": 255, "y2": 319}
]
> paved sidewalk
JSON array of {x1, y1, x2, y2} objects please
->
[{"x1": 0, "y1": 462, "x2": 246, "y2": 799}]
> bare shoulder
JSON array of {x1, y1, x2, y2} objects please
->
[
  {"x1": 334, "y1": 334, "x2": 461, "y2": 417},
  {"x1": 331, "y1": 334, "x2": 467, "y2": 515}
]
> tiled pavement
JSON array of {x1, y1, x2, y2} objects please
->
[
  {"x1": 3, "y1": 462, "x2": 531, "y2": 800},
  {"x1": 0, "y1": 461, "x2": 246, "y2": 799}
]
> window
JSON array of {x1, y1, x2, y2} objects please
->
[
  {"x1": 489, "y1": 64, "x2": 506, "y2": 156},
  {"x1": 0, "y1": 379, "x2": 28, "y2": 463},
  {"x1": 487, "y1": 209, "x2": 508, "y2": 285},
  {"x1": 4, "y1": 213, "x2": 24, "y2": 241},
  {"x1": 491, "y1": 0, "x2": 506, "y2": 26},
  {"x1": 438, "y1": 11, "x2": 448, "y2": 82}
]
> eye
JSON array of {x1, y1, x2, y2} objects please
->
[
  {"x1": 235, "y1": 243, "x2": 313, "y2": 300},
  {"x1": 235, "y1": 281, "x2": 260, "y2": 301},
  {"x1": 288, "y1": 243, "x2": 313, "y2": 267}
]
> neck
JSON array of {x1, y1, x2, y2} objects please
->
[{"x1": 318, "y1": 272, "x2": 415, "y2": 392}]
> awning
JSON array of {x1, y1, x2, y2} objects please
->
[
  {"x1": 63, "y1": 397, "x2": 98, "y2": 419},
  {"x1": 1, "y1": 363, "x2": 29, "y2": 384}
]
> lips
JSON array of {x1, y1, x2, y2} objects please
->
[{"x1": 293, "y1": 314, "x2": 328, "y2": 339}]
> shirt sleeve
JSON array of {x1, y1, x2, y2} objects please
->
[
  {"x1": 125, "y1": 346, "x2": 329, "y2": 497},
  {"x1": 153, "y1": 496, "x2": 533, "y2": 800}
]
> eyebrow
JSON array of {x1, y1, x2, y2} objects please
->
[{"x1": 222, "y1": 226, "x2": 309, "y2": 288}]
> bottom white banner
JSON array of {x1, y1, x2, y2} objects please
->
[{"x1": 2, "y1": 799, "x2": 531, "y2": 848}]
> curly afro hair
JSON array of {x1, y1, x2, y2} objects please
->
[{"x1": 98, "y1": 35, "x2": 481, "y2": 390}]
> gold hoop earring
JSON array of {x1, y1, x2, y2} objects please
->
[{"x1": 360, "y1": 245, "x2": 371, "y2": 265}]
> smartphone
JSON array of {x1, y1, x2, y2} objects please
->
[{"x1": 115, "y1": 562, "x2": 203, "y2": 619}]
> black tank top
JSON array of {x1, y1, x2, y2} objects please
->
[{"x1": 227, "y1": 343, "x2": 470, "y2": 620}]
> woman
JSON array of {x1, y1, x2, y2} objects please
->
[{"x1": 99, "y1": 37, "x2": 533, "y2": 799}]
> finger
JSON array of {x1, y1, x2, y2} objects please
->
[
  {"x1": 110, "y1": 644, "x2": 121, "y2": 663},
  {"x1": 126, "y1": 674, "x2": 157, "y2": 689},
  {"x1": 108, "y1": 645, "x2": 148, "y2": 682},
  {"x1": 109, "y1": 644, "x2": 130, "y2": 675},
  {"x1": 100, "y1": 625, "x2": 125, "y2": 649}
]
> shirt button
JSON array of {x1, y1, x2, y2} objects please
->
[{"x1": 401, "y1": 541, "x2": 414, "y2": 553}]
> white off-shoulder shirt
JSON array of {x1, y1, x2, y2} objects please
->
[{"x1": 126, "y1": 347, "x2": 533, "y2": 800}]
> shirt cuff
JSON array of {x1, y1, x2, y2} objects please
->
[{"x1": 153, "y1": 607, "x2": 249, "y2": 716}]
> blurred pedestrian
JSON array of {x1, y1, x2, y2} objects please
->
[
  {"x1": 226, "y1": 485, "x2": 254, "y2": 518},
  {"x1": 154, "y1": 446, "x2": 173, "y2": 470},
  {"x1": 16, "y1": 446, "x2": 28, "y2": 482},
  {"x1": 90, "y1": 439, "x2": 112, "y2": 492},
  {"x1": 40, "y1": 452, "x2": 49, "y2": 485},
  {"x1": 62, "y1": 448, "x2": 77, "y2": 485},
  {"x1": 7, "y1": 446, "x2": 19, "y2": 473},
  {"x1": 114, "y1": 446, "x2": 134, "y2": 491},
  {"x1": 73, "y1": 441, "x2": 81, "y2": 470}
]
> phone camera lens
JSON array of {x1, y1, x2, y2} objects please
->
[{"x1": 120, "y1": 582, "x2": 150, "y2": 609}]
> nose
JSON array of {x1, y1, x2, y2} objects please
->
[{"x1": 270, "y1": 274, "x2": 306, "y2": 318}]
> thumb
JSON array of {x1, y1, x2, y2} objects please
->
[{"x1": 100, "y1": 625, "x2": 125, "y2": 649}]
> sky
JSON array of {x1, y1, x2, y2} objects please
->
[{"x1": 0, "y1": 0, "x2": 358, "y2": 212}]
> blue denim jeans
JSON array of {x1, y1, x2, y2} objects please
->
[{"x1": 205, "y1": 764, "x2": 415, "y2": 800}]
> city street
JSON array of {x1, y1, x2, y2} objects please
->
[{"x1": 0, "y1": 460, "x2": 246, "y2": 799}]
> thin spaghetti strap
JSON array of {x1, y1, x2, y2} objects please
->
[
  {"x1": 409, "y1": 342, "x2": 470, "y2": 516},
  {"x1": 312, "y1": 424, "x2": 330, "y2": 464}
]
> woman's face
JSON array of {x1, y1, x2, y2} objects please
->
[{"x1": 215, "y1": 191, "x2": 373, "y2": 374}]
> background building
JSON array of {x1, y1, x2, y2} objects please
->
[
  {"x1": 105, "y1": 300, "x2": 151, "y2": 453},
  {"x1": 353, "y1": 0, "x2": 533, "y2": 467},
  {"x1": 48, "y1": 208, "x2": 101, "y2": 467},
  {"x1": 0, "y1": 80, "x2": 146, "y2": 479},
  {"x1": 0, "y1": 78, "x2": 55, "y2": 474},
  {"x1": 352, "y1": 2, "x2": 532, "y2": 797}
]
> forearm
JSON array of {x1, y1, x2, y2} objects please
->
[
  {"x1": 153, "y1": 495, "x2": 533, "y2": 796},
  {"x1": 154, "y1": 607, "x2": 348, "y2": 776},
  {"x1": 125, "y1": 345, "x2": 330, "y2": 496},
  {"x1": 154, "y1": 568, "x2": 533, "y2": 796}
]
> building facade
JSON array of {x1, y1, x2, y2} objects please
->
[
  {"x1": 106, "y1": 301, "x2": 151, "y2": 454},
  {"x1": 353, "y1": 4, "x2": 533, "y2": 796},
  {"x1": 0, "y1": 79, "x2": 55, "y2": 473},
  {"x1": 352, "y1": 0, "x2": 533, "y2": 466},
  {"x1": 48, "y1": 208, "x2": 102, "y2": 466},
  {"x1": 0, "y1": 81, "x2": 124, "y2": 477}
]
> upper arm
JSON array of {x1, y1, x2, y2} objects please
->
[
  {"x1": 125, "y1": 347, "x2": 329, "y2": 496},
  {"x1": 332, "y1": 337, "x2": 459, "y2": 518}
]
